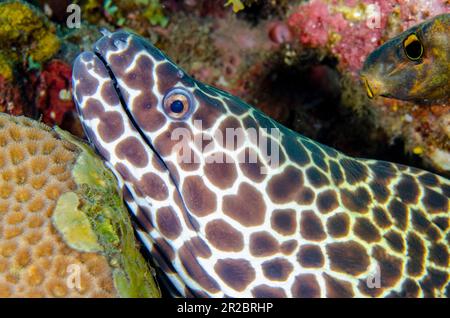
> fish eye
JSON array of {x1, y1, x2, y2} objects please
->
[
  {"x1": 403, "y1": 34, "x2": 424, "y2": 61},
  {"x1": 162, "y1": 88, "x2": 193, "y2": 119}
]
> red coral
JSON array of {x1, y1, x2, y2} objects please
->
[
  {"x1": 32, "y1": 60, "x2": 74, "y2": 125},
  {"x1": 0, "y1": 76, "x2": 25, "y2": 116}
]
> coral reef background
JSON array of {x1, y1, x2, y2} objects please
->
[{"x1": 0, "y1": 0, "x2": 448, "y2": 177}]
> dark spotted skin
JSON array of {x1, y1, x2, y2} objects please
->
[{"x1": 73, "y1": 30, "x2": 450, "y2": 297}]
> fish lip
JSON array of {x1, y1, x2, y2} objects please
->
[
  {"x1": 378, "y1": 93, "x2": 433, "y2": 105},
  {"x1": 361, "y1": 76, "x2": 374, "y2": 99}
]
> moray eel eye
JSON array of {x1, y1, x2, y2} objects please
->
[
  {"x1": 403, "y1": 34, "x2": 424, "y2": 61},
  {"x1": 170, "y1": 100, "x2": 184, "y2": 113},
  {"x1": 163, "y1": 88, "x2": 192, "y2": 119}
]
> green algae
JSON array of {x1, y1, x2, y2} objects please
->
[
  {"x1": 101, "y1": 0, "x2": 168, "y2": 28},
  {"x1": 225, "y1": 0, "x2": 245, "y2": 13},
  {"x1": 52, "y1": 192, "x2": 103, "y2": 253},
  {"x1": 0, "y1": 1, "x2": 60, "y2": 80},
  {"x1": 142, "y1": 0, "x2": 169, "y2": 28},
  {"x1": 54, "y1": 127, "x2": 161, "y2": 298}
]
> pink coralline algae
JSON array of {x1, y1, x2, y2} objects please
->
[
  {"x1": 30, "y1": 60, "x2": 74, "y2": 125},
  {"x1": 288, "y1": 0, "x2": 449, "y2": 173},
  {"x1": 287, "y1": 0, "x2": 449, "y2": 74}
]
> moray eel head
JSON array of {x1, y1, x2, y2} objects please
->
[
  {"x1": 361, "y1": 13, "x2": 449, "y2": 104},
  {"x1": 75, "y1": 31, "x2": 255, "y2": 186}
]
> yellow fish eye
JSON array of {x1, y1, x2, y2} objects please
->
[{"x1": 403, "y1": 33, "x2": 424, "y2": 61}]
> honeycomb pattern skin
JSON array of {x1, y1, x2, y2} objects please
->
[{"x1": 0, "y1": 115, "x2": 117, "y2": 298}]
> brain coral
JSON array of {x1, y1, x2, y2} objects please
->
[{"x1": 0, "y1": 114, "x2": 159, "y2": 297}]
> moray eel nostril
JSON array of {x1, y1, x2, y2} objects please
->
[
  {"x1": 73, "y1": 23, "x2": 450, "y2": 298},
  {"x1": 113, "y1": 38, "x2": 128, "y2": 50},
  {"x1": 100, "y1": 27, "x2": 112, "y2": 37}
]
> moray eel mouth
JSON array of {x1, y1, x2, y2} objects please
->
[
  {"x1": 73, "y1": 31, "x2": 174, "y2": 184},
  {"x1": 73, "y1": 31, "x2": 214, "y2": 244},
  {"x1": 72, "y1": 31, "x2": 214, "y2": 294},
  {"x1": 98, "y1": 33, "x2": 171, "y2": 175}
]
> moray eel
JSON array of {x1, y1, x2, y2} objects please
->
[
  {"x1": 72, "y1": 30, "x2": 450, "y2": 298},
  {"x1": 361, "y1": 14, "x2": 449, "y2": 104}
]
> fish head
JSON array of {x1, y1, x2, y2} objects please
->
[{"x1": 361, "y1": 14, "x2": 449, "y2": 104}]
